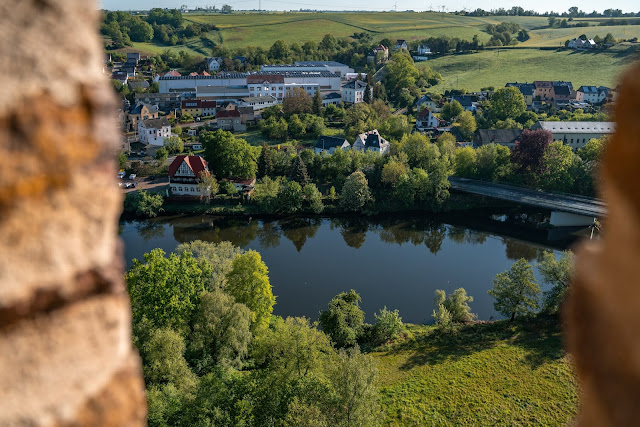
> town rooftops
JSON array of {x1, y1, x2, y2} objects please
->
[
  {"x1": 181, "y1": 99, "x2": 217, "y2": 108},
  {"x1": 578, "y1": 86, "x2": 599, "y2": 93},
  {"x1": 141, "y1": 117, "x2": 170, "y2": 128},
  {"x1": 451, "y1": 94, "x2": 477, "y2": 107},
  {"x1": 506, "y1": 82, "x2": 535, "y2": 96},
  {"x1": 160, "y1": 72, "x2": 247, "y2": 80},
  {"x1": 342, "y1": 80, "x2": 368, "y2": 90},
  {"x1": 473, "y1": 129, "x2": 523, "y2": 146},
  {"x1": 169, "y1": 155, "x2": 209, "y2": 178},
  {"x1": 534, "y1": 121, "x2": 616, "y2": 134},
  {"x1": 315, "y1": 136, "x2": 349, "y2": 149},
  {"x1": 322, "y1": 92, "x2": 342, "y2": 100},
  {"x1": 250, "y1": 70, "x2": 340, "y2": 78},
  {"x1": 553, "y1": 85, "x2": 571, "y2": 96},
  {"x1": 129, "y1": 103, "x2": 158, "y2": 115},
  {"x1": 534, "y1": 81, "x2": 553, "y2": 88},
  {"x1": 217, "y1": 109, "x2": 241, "y2": 118}
]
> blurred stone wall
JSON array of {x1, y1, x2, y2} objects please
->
[{"x1": 0, "y1": 0, "x2": 146, "y2": 425}]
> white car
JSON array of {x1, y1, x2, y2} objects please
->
[
  {"x1": 117, "y1": 171, "x2": 126, "y2": 179},
  {"x1": 129, "y1": 174, "x2": 137, "y2": 180}
]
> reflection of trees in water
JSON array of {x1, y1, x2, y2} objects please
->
[
  {"x1": 257, "y1": 220, "x2": 281, "y2": 248},
  {"x1": 374, "y1": 218, "x2": 446, "y2": 254},
  {"x1": 172, "y1": 217, "x2": 259, "y2": 247},
  {"x1": 504, "y1": 239, "x2": 545, "y2": 262},
  {"x1": 280, "y1": 218, "x2": 321, "y2": 252},
  {"x1": 424, "y1": 223, "x2": 446, "y2": 254},
  {"x1": 335, "y1": 218, "x2": 369, "y2": 249},
  {"x1": 448, "y1": 226, "x2": 489, "y2": 246},
  {"x1": 135, "y1": 221, "x2": 165, "y2": 240}
]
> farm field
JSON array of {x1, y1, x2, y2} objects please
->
[
  {"x1": 373, "y1": 316, "x2": 578, "y2": 425},
  {"x1": 423, "y1": 44, "x2": 639, "y2": 93},
  {"x1": 113, "y1": 11, "x2": 640, "y2": 58}
]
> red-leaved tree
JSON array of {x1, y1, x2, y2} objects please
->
[{"x1": 512, "y1": 129, "x2": 553, "y2": 174}]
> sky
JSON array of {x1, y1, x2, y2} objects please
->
[{"x1": 99, "y1": 0, "x2": 638, "y2": 14}]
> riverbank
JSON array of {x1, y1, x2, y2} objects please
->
[{"x1": 373, "y1": 314, "x2": 578, "y2": 425}]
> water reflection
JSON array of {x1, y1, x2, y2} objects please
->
[{"x1": 121, "y1": 211, "x2": 580, "y2": 322}]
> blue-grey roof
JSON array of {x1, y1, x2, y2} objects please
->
[
  {"x1": 322, "y1": 92, "x2": 342, "y2": 99},
  {"x1": 535, "y1": 121, "x2": 615, "y2": 134},
  {"x1": 342, "y1": 80, "x2": 368, "y2": 89},
  {"x1": 451, "y1": 95, "x2": 477, "y2": 107},
  {"x1": 296, "y1": 61, "x2": 348, "y2": 67},
  {"x1": 578, "y1": 86, "x2": 598, "y2": 93},
  {"x1": 315, "y1": 136, "x2": 349, "y2": 149}
]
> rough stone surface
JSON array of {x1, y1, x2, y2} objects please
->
[
  {"x1": 0, "y1": 0, "x2": 146, "y2": 425},
  {"x1": 566, "y1": 62, "x2": 640, "y2": 426}
]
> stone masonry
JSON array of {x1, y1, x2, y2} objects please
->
[{"x1": 0, "y1": 1, "x2": 146, "y2": 425}]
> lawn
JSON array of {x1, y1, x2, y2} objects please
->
[
  {"x1": 422, "y1": 44, "x2": 639, "y2": 93},
  {"x1": 372, "y1": 316, "x2": 578, "y2": 425}
]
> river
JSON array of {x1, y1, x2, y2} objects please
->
[{"x1": 120, "y1": 211, "x2": 587, "y2": 323}]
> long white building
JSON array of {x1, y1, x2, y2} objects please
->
[
  {"x1": 260, "y1": 61, "x2": 353, "y2": 77},
  {"x1": 158, "y1": 72, "x2": 247, "y2": 93},
  {"x1": 531, "y1": 121, "x2": 615, "y2": 150}
]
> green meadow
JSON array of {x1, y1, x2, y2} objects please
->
[
  {"x1": 423, "y1": 44, "x2": 639, "y2": 92},
  {"x1": 373, "y1": 316, "x2": 578, "y2": 425}
]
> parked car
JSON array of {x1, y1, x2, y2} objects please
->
[
  {"x1": 117, "y1": 171, "x2": 125, "y2": 179},
  {"x1": 129, "y1": 174, "x2": 137, "y2": 180}
]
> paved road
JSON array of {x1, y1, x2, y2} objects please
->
[{"x1": 449, "y1": 177, "x2": 606, "y2": 217}]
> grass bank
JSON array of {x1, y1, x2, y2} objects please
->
[{"x1": 372, "y1": 315, "x2": 578, "y2": 425}]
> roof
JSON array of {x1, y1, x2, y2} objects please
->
[
  {"x1": 251, "y1": 70, "x2": 340, "y2": 78},
  {"x1": 247, "y1": 74, "x2": 285, "y2": 84},
  {"x1": 553, "y1": 85, "x2": 571, "y2": 96},
  {"x1": 534, "y1": 81, "x2": 553, "y2": 88},
  {"x1": 416, "y1": 108, "x2": 433, "y2": 120},
  {"x1": 451, "y1": 95, "x2": 477, "y2": 107},
  {"x1": 342, "y1": 80, "x2": 368, "y2": 90},
  {"x1": 240, "y1": 96, "x2": 277, "y2": 103},
  {"x1": 169, "y1": 155, "x2": 209, "y2": 178},
  {"x1": 506, "y1": 82, "x2": 535, "y2": 96},
  {"x1": 534, "y1": 121, "x2": 615, "y2": 134},
  {"x1": 128, "y1": 80, "x2": 149, "y2": 90},
  {"x1": 196, "y1": 86, "x2": 250, "y2": 94},
  {"x1": 162, "y1": 70, "x2": 182, "y2": 77},
  {"x1": 160, "y1": 72, "x2": 247, "y2": 80},
  {"x1": 418, "y1": 94, "x2": 434, "y2": 103},
  {"x1": 322, "y1": 92, "x2": 342, "y2": 100},
  {"x1": 181, "y1": 99, "x2": 217, "y2": 108},
  {"x1": 578, "y1": 86, "x2": 599, "y2": 93},
  {"x1": 129, "y1": 103, "x2": 158, "y2": 115},
  {"x1": 365, "y1": 133, "x2": 383, "y2": 148},
  {"x1": 217, "y1": 109, "x2": 241, "y2": 118},
  {"x1": 296, "y1": 61, "x2": 349, "y2": 67},
  {"x1": 141, "y1": 117, "x2": 170, "y2": 128},
  {"x1": 473, "y1": 129, "x2": 523, "y2": 145},
  {"x1": 315, "y1": 136, "x2": 349, "y2": 149}
]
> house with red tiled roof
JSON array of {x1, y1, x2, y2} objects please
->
[
  {"x1": 216, "y1": 109, "x2": 246, "y2": 132},
  {"x1": 168, "y1": 155, "x2": 210, "y2": 196},
  {"x1": 416, "y1": 108, "x2": 439, "y2": 130},
  {"x1": 153, "y1": 69, "x2": 182, "y2": 83}
]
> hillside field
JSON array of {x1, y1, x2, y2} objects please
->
[
  {"x1": 423, "y1": 44, "x2": 640, "y2": 92},
  {"x1": 116, "y1": 11, "x2": 640, "y2": 56},
  {"x1": 373, "y1": 316, "x2": 578, "y2": 425}
]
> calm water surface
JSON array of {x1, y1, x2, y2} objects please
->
[{"x1": 120, "y1": 213, "x2": 583, "y2": 323}]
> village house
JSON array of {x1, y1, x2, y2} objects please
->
[
  {"x1": 394, "y1": 39, "x2": 408, "y2": 50},
  {"x1": 135, "y1": 92, "x2": 181, "y2": 110},
  {"x1": 238, "y1": 95, "x2": 278, "y2": 111},
  {"x1": 568, "y1": 38, "x2": 596, "y2": 49},
  {"x1": 531, "y1": 121, "x2": 615, "y2": 150},
  {"x1": 416, "y1": 94, "x2": 441, "y2": 112},
  {"x1": 205, "y1": 57, "x2": 223, "y2": 72},
  {"x1": 472, "y1": 129, "x2": 523, "y2": 150},
  {"x1": 367, "y1": 44, "x2": 389, "y2": 64},
  {"x1": 138, "y1": 117, "x2": 171, "y2": 146},
  {"x1": 152, "y1": 69, "x2": 181, "y2": 83},
  {"x1": 314, "y1": 136, "x2": 351, "y2": 154},
  {"x1": 417, "y1": 44, "x2": 432, "y2": 55},
  {"x1": 216, "y1": 109, "x2": 246, "y2": 132},
  {"x1": 553, "y1": 83, "x2": 572, "y2": 107},
  {"x1": 576, "y1": 86, "x2": 609, "y2": 104},
  {"x1": 352, "y1": 130, "x2": 390, "y2": 154},
  {"x1": 341, "y1": 80, "x2": 370, "y2": 104},
  {"x1": 415, "y1": 108, "x2": 439, "y2": 130},
  {"x1": 125, "y1": 102, "x2": 159, "y2": 132},
  {"x1": 534, "y1": 81, "x2": 554, "y2": 101},
  {"x1": 450, "y1": 95, "x2": 478, "y2": 112},
  {"x1": 506, "y1": 82, "x2": 535, "y2": 107},
  {"x1": 181, "y1": 99, "x2": 217, "y2": 117},
  {"x1": 322, "y1": 92, "x2": 342, "y2": 105},
  {"x1": 168, "y1": 155, "x2": 210, "y2": 197}
]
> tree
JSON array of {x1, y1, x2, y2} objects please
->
[
  {"x1": 511, "y1": 129, "x2": 553, "y2": 175},
  {"x1": 393, "y1": 173, "x2": 416, "y2": 207},
  {"x1": 155, "y1": 147, "x2": 168, "y2": 162},
  {"x1": 225, "y1": 250, "x2": 275, "y2": 330},
  {"x1": 432, "y1": 303, "x2": 453, "y2": 332},
  {"x1": 373, "y1": 307, "x2": 403, "y2": 343},
  {"x1": 126, "y1": 249, "x2": 211, "y2": 331},
  {"x1": 318, "y1": 290, "x2": 365, "y2": 348},
  {"x1": 188, "y1": 289, "x2": 252, "y2": 373},
  {"x1": 326, "y1": 347, "x2": 380, "y2": 426},
  {"x1": 379, "y1": 115, "x2": 411, "y2": 141},
  {"x1": 282, "y1": 87, "x2": 312, "y2": 115},
  {"x1": 118, "y1": 151, "x2": 128, "y2": 169},
  {"x1": 253, "y1": 176, "x2": 281, "y2": 214},
  {"x1": 197, "y1": 172, "x2": 219, "y2": 203},
  {"x1": 363, "y1": 83, "x2": 371, "y2": 103},
  {"x1": 538, "y1": 251, "x2": 574, "y2": 313},
  {"x1": 489, "y1": 87, "x2": 526, "y2": 121},
  {"x1": 290, "y1": 155, "x2": 310, "y2": 185},
  {"x1": 475, "y1": 143, "x2": 512, "y2": 181},
  {"x1": 488, "y1": 258, "x2": 541, "y2": 321},
  {"x1": 381, "y1": 158, "x2": 408, "y2": 187},
  {"x1": 143, "y1": 327, "x2": 197, "y2": 391},
  {"x1": 288, "y1": 114, "x2": 306, "y2": 138},
  {"x1": 539, "y1": 141, "x2": 577, "y2": 192},
  {"x1": 577, "y1": 137, "x2": 606, "y2": 162},
  {"x1": 340, "y1": 171, "x2": 372, "y2": 212},
  {"x1": 455, "y1": 110, "x2": 477, "y2": 141},
  {"x1": 202, "y1": 130, "x2": 257, "y2": 179},
  {"x1": 455, "y1": 146, "x2": 477, "y2": 178},
  {"x1": 175, "y1": 240, "x2": 243, "y2": 289},
  {"x1": 124, "y1": 190, "x2": 164, "y2": 217},
  {"x1": 441, "y1": 100, "x2": 464, "y2": 121},
  {"x1": 164, "y1": 136, "x2": 184, "y2": 154},
  {"x1": 400, "y1": 132, "x2": 437, "y2": 170},
  {"x1": 276, "y1": 180, "x2": 303, "y2": 213},
  {"x1": 433, "y1": 288, "x2": 476, "y2": 323},
  {"x1": 312, "y1": 89, "x2": 323, "y2": 115},
  {"x1": 302, "y1": 183, "x2": 324, "y2": 214},
  {"x1": 257, "y1": 143, "x2": 275, "y2": 178}
]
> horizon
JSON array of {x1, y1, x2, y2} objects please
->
[{"x1": 99, "y1": 0, "x2": 639, "y2": 14}]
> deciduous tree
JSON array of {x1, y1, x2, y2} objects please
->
[
  {"x1": 488, "y1": 258, "x2": 541, "y2": 321},
  {"x1": 319, "y1": 289, "x2": 365, "y2": 348}
]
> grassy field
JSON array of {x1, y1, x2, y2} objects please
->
[
  {"x1": 115, "y1": 11, "x2": 640, "y2": 56},
  {"x1": 423, "y1": 44, "x2": 640, "y2": 93},
  {"x1": 373, "y1": 316, "x2": 578, "y2": 425}
]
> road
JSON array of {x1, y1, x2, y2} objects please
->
[{"x1": 449, "y1": 177, "x2": 606, "y2": 217}]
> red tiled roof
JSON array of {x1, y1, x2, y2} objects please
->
[
  {"x1": 201, "y1": 71, "x2": 211, "y2": 76},
  {"x1": 162, "y1": 70, "x2": 181, "y2": 77},
  {"x1": 416, "y1": 108, "x2": 432, "y2": 119},
  {"x1": 217, "y1": 109, "x2": 240, "y2": 118},
  {"x1": 247, "y1": 74, "x2": 285, "y2": 84},
  {"x1": 168, "y1": 155, "x2": 210, "y2": 178}
]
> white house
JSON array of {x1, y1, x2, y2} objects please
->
[
  {"x1": 568, "y1": 38, "x2": 596, "y2": 49},
  {"x1": 206, "y1": 57, "x2": 223, "y2": 72},
  {"x1": 417, "y1": 94, "x2": 440, "y2": 112},
  {"x1": 576, "y1": 85, "x2": 608, "y2": 104},
  {"x1": 238, "y1": 95, "x2": 278, "y2": 110},
  {"x1": 417, "y1": 44, "x2": 432, "y2": 55},
  {"x1": 168, "y1": 155, "x2": 210, "y2": 196},
  {"x1": 352, "y1": 130, "x2": 390, "y2": 154},
  {"x1": 531, "y1": 121, "x2": 615, "y2": 150},
  {"x1": 314, "y1": 136, "x2": 351, "y2": 154},
  {"x1": 394, "y1": 39, "x2": 408, "y2": 50},
  {"x1": 322, "y1": 92, "x2": 342, "y2": 105},
  {"x1": 138, "y1": 117, "x2": 171, "y2": 146},
  {"x1": 341, "y1": 80, "x2": 370, "y2": 104},
  {"x1": 416, "y1": 108, "x2": 439, "y2": 130}
]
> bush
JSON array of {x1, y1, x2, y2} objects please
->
[
  {"x1": 124, "y1": 190, "x2": 164, "y2": 217},
  {"x1": 433, "y1": 288, "x2": 476, "y2": 323},
  {"x1": 432, "y1": 303, "x2": 453, "y2": 332},
  {"x1": 374, "y1": 307, "x2": 403, "y2": 343}
]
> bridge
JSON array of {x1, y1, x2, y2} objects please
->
[{"x1": 449, "y1": 177, "x2": 606, "y2": 226}]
